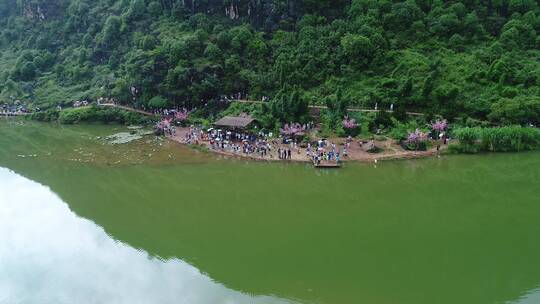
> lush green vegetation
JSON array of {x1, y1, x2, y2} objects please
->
[
  {"x1": 1, "y1": 0, "x2": 539, "y2": 129},
  {"x1": 451, "y1": 126, "x2": 540, "y2": 153},
  {"x1": 29, "y1": 106, "x2": 150, "y2": 125}
]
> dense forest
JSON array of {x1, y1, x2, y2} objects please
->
[{"x1": 0, "y1": 0, "x2": 539, "y2": 126}]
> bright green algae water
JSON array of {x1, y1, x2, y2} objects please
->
[{"x1": 1, "y1": 120, "x2": 540, "y2": 304}]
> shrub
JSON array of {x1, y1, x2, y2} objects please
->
[
  {"x1": 401, "y1": 129, "x2": 428, "y2": 151},
  {"x1": 342, "y1": 116, "x2": 360, "y2": 137},
  {"x1": 58, "y1": 107, "x2": 92, "y2": 124},
  {"x1": 54, "y1": 106, "x2": 149, "y2": 125},
  {"x1": 488, "y1": 97, "x2": 540, "y2": 126},
  {"x1": 370, "y1": 109, "x2": 393, "y2": 132},
  {"x1": 388, "y1": 118, "x2": 424, "y2": 141},
  {"x1": 453, "y1": 127, "x2": 480, "y2": 153},
  {"x1": 453, "y1": 126, "x2": 540, "y2": 153},
  {"x1": 147, "y1": 96, "x2": 169, "y2": 109}
]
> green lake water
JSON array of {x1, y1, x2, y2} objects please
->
[{"x1": 1, "y1": 120, "x2": 540, "y2": 304}]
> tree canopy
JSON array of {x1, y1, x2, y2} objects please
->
[{"x1": 0, "y1": 0, "x2": 538, "y2": 126}]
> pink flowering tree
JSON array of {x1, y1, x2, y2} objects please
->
[
  {"x1": 155, "y1": 117, "x2": 172, "y2": 135},
  {"x1": 280, "y1": 123, "x2": 305, "y2": 138},
  {"x1": 174, "y1": 108, "x2": 190, "y2": 125},
  {"x1": 430, "y1": 119, "x2": 448, "y2": 139},
  {"x1": 342, "y1": 116, "x2": 360, "y2": 136},
  {"x1": 405, "y1": 129, "x2": 428, "y2": 150},
  {"x1": 431, "y1": 119, "x2": 448, "y2": 132}
]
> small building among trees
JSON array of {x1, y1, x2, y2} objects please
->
[{"x1": 213, "y1": 114, "x2": 257, "y2": 131}]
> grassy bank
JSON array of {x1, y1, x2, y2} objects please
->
[
  {"x1": 28, "y1": 105, "x2": 152, "y2": 125},
  {"x1": 450, "y1": 126, "x2": 540, "y2": 153}
]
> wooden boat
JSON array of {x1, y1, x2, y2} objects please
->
[{"x1": 313, "y1": 161, "x2": 342, "y2": 168}]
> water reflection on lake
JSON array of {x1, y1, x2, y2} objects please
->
[
  {"x1": 2, "y1": 121, "x2": 540, "y2": 304},
  {"x1": 508, "y1": 287, "x2": 540, "y2": 304},
  {"x1": 0, "y1": 168, "x2": 291, "y2": 304}
]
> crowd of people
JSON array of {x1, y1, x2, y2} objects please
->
[
  {"x1": 277, "y1": 147, "x2": 292, "y2": 160},
  {"x1": 1, "y1": 103, "x2": 29, "y2": 115},
  {"x1": 174, "y1": 123, "x2": 348, "y2": 165},
  {"x1": 219, "y1": 92, "x2": 249, "y2": 103},
  {"x1": 306, "y1": 139, "x2": 343, "y2": 165},
  {"x1": 151, "y1": 107, "x2": 193, "y2": 118},
  {"x1": 178, "y1": 126, "x2": 308, "y2": 161},
  {"x1": 209, "y1": 129, "x2": 277, "y2": 158},
  {"x1": 155, "y1": 118, "x2": 176, "y2": 136},
  {"x1": 182, "y1": 126, "x2": 206, "y2": 145}
]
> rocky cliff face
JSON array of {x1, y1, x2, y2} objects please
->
[
  {"x1": 247, "y1": 0, "x2": 303, "y2": 30},
  {"x1": 15, "y1": 0, "x2": 67, "y2": 20},
  {"x1": 4, "y1": 0, "x2": 346, "y2": 30},
  {"x1": 5, "y1": 0, "x2": 302, "y2": 29},
  {"x1": 181, "y1": 0, "x2": 302, "y2": 30},
  {"x1": 176, "y1": 0, "x2": 350, "y2": 30}
]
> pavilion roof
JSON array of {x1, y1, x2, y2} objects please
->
[{"x1": 213, "y1": 115, "x2": 256, "y2": 128}]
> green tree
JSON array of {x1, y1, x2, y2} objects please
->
[
  {"x1": 489, "y1": 97, "x2": 540, "y2": 125},
  {"x1": 111, "y1": 78, "x2": 130, "y2": 102},
  {"x1": 147, "y1": 95, "x2": 169, "y2": 109},
  {"x1": 341, "y1": 34, "x2": 373, "y2": 66},
  {"x1": 125, "y1": 0, "x2": 146, "y2": 21},
  {"x1": 99, "y1": 16, "x2": 122, "y2": 48},
  {"x1": 147, "y1": 1, "x2": 162, "y2": 17}
]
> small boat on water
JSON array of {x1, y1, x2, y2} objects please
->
[{"x1": 313, "y1": 161, "x2": 342, "y2": 169}]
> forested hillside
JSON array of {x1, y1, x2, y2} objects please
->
[{"x1": 0, "y1": 0, "x2": 539, "y2": 124}]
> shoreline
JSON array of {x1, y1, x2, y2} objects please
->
[
  {"x1": 166, "y1": 128, "x2": 445, "y2": 164},
  {"x1": 1, "y1": 118, "x2": 446, "y2": 163},
  {"x1": 5, "y1": 119, "x2": 539, "y2": 163}
]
